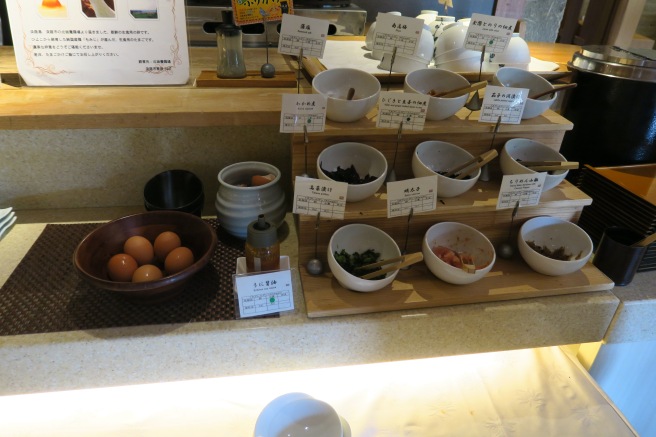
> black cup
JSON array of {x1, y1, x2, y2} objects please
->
[
  {"x1": 144, "y1": 170, "x2": 204, "y2": 217},
  {"x1": 593, "y1": 227, "x2": 647, "y2": 286}
]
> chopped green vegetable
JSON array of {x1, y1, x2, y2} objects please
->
[
  {"x1": 333, "y1": 249, "x2": 384, "y2": 280},
  {"x1": 321, "y1": 164, "x2": 377, "y2": 184}
]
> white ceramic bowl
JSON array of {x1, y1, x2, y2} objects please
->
[
  {"x1": 215, "y1": 161, "x2": 286, "y2": 239},
  {"x1": 485, "y1": 34, "x2": 530, "y2": 70},
  {"x1": 378, "y1": 51, "x2": 429, "y2": 74},
  {"x1": 433, "y1": 22, "x2": 480, "y2": 64},
  {"x1": 254, "y1": 393, "x2": 313, "y2": 437},
  {"x1": 422, "y1": 222, "x2": 496, "y2": 285},
  {"x1": 373, "y1": 27, "x2": 434, "y2": 62},
  {"x1": 404, "y1": 68, "x2": 469, "y2": 120},
  {"x1": 434, "y1": 56, "x2": 483, "y2": 72},
  {"x1": 500, "y1": 138, "x2": 569, "y2": 192},
  {"x1": 412, "y1": 141, "x2": 480, "y2": 198},
  {"x1": 518, "y1": 216, "x2": 593, "y2": 276},
  {"x1": 268, "y1": 397, "x2": 343, "y2": 437},
  {"x1": 254, "y1": 393, "x2": 344, "y2": 437},
  {"x1": 416, "y1": 10, "x2": 438, "y2": 25},
  {"x1": 317, "y1": 142, "x2": 387, "y2": 202},
  {"x1": 492, "y1": 67, "x2": 556, "y2": 119},
  {"x1": 328, "y1": 223, "x2": 401, "y2": 292},
  {"x1": 312, "y1": 68, "x2": 381, "y2": 123},
  {"x1": 365, "y1": 11, "x2": 401, "y2": 51},
  {"x1": 428, "y1": 16, "x2": 456, "y2": 39}
]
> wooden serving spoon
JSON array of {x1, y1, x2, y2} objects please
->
[
  {"x1": 430, "y1": 81, "x2": 487, "y2": 98},
  {"x1": 346, "y1": 87, "x2": 355, "y2": 100}
]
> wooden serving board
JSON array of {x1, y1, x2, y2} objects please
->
[
  {"x1": 195, "y1": 70, "x2": 298, "y2": 88},
  {"x1": 300, "y1": 258, "x2": 614, "y2": 318},
  {"x1": 302, "y1": 55, "x2": 572, "y2": 84}
]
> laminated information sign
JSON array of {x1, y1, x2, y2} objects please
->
[
  {"x1": 5, "y1": 0, "x2": 190, "y2": 86},
  {"x1": 231, "y1": 0, "x2": 293, "y2": 26}
]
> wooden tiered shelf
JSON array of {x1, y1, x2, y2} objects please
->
[{"x1": 292, "y1": 107, "x2": 614, "y2": 318}]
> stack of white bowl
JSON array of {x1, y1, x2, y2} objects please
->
[
  {"x1": 365, "y1": 11, "x2": 434, "y2": 73},
  {"x1": 483, "y1": 33, "x2": 531, "y2": 72},
  {"x1": 433, "y1": 22, "x2": 481, "y2": 71}
]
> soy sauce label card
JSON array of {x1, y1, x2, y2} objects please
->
[
  {"x1": 293, "y1": 176, "x2": 347, "y2": 219},
  {"x1": 377, "y1": 92, "x2": 429, "y2": 131},
  {"x1": 497, "y1": 173, "x2": 547, "y2": 209},
  {"x1": 373, "y1": 13, "x2": 424, "y2": 57},
  {"x1": 465, "y1": 13, "x2": 518, "y2": 53},
  {"x1": 280, "y1": 94, "x2": 327, "y2": 133},
  {"x1": 235, "y1": 269, "x2": 294, "y2": 318},
  {"x1": 278, "y1": 14, "x2": 330, "y2": 59},
  {"x1": 387, "y1": 176, "x2": 438, "y2": 218},
  {"x1": 480, "y1": 85, "x2": 528, "y2": 124}
]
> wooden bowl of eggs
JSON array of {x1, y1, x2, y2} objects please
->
[{"x1": 73, "y1": 211, "x2": 217, "y2": 302}]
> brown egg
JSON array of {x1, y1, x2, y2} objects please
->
[
  {"x1": 124, "y1": 235, "x2": 154, "y2": 265},
  {"x1": 131, "y1": 264, "x2": 164, "y2": 283},
  {"x1": 107, "y1": 253, "x2": 138, "y2": 282},
  {"x1": 153, "y1": 231, "x2": 182, "y2": 261},
  {"x1": 165, "y1": 246, "x2": 195, "y2": 274}
]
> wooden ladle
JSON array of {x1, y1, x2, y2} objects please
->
[{"x1": 529, "y1": 83, "x2": 577, "y2": 100}]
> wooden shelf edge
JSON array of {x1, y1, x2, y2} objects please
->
[{"x1": 300, "y1": 260, "x2": 614, "y2": 319}]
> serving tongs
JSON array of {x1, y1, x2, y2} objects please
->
[
  {"x1": 520, "y1": 160, "x2": 579, "y2": 172},
  {"x1": 357, "y1": 252, "x2": 424, "y2": 280},
  {"x1": 443, "y1": 149, "x2": 498, "y2": 180}
]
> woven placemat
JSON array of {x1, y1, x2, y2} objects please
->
[{"x1": 0, "y1": 220, "x2": 271, "y2": 336}]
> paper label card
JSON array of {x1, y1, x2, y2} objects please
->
[
  {"x1": 5, "y1": 0, "x2": 190, "y2": 86},
  {"x1": 231, "y1": 0, "x2": 293, "y2": 26},
  {"x1": 377, "y1": 91, "x2": 429, "y2": 130},
  {"x1": 480, "y1": 85, "x2": 528, "y2": 124},
  {"x1": 496, "y1": 173, "x2": 547, "y2": 209},
  {"x1": 373, "y1": 13, "x2": 424, "y2": 57},
  {"x1": 278, "y1": 14, "x2": 329, "y2": 58},
  {"x1": 464, "y1": 13, "x2": 518, "y2": 53},
  {"x1": 293, "y1": 176, "x2": 347, "y2": 219},
  {"x1": 387, "y1": 176, "x2": 438, "y2": 218},
  {"x1": 280, "y1": 94, "x2": 327, "y2": 133},
  {"x1": 235, "y1": 269, "x2": 294, "y2": 318}
]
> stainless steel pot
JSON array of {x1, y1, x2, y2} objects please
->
[{"x1": 560, "y1": 45, "x2": 656, "y2": 170}]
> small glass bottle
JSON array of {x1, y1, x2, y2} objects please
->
[
  {"x1": 216, "y1": 10, "x2": 247, "y2": 79},
  {"x1": 245, "y1": 214, "x2": 280, "y2": 272}
]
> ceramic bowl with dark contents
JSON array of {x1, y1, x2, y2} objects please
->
[
  {"x1": 412, "y1": 140, "x2": 481, "y2": 198},
  {"x1": 317, "y1": 142, "x2": 387, "y2": 202},
  {"x1": 518, "y1": 216, "x2": 593, "y2": 276}
]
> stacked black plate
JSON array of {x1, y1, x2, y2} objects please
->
[{"x1": 576, "y1": 164, "x2": 656, "y2": 272}]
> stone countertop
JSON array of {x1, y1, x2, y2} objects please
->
[
  {"x1": 0, "y1": 208, "x2": 620, "y2": 396},
  {"x1": 602, "y1": 271, "x2": 656, "y2": 344}
]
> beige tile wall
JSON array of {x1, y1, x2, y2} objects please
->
[{"x1": 0, "y1": 126, "x2": 291, "y2": 212}]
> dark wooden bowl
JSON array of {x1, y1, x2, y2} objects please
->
[{"x1": 73, "y1": 211, "x2": 217, "y2": 302}]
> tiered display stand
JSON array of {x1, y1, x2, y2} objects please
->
[{"x1": 291, "y1": 108, "x2": 614, "y2": 318}]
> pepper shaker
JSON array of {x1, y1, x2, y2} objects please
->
[{"x1": 216, "y1": 10, "x2": 246, "y2": 79}]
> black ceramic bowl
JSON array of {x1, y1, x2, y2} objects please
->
[
  {"x1": 73, "y1": 211, "x2": 217, "y2": 302},
  {"x1": 144, "y1": 170, "x2": 204, "y2": 216}
]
